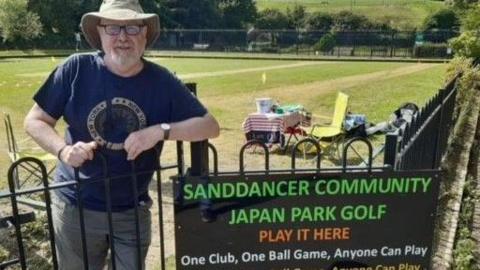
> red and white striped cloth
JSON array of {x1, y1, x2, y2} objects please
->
[{"x1": 242, "y1": 112, "x2": 307, "y2": 134}]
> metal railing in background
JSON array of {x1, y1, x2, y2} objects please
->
[
  {"x1": 0, "y1": 29, "x2": 458, "y2": 59},
  {"x1": 151, "y1": 29, "x2": 458, "y2": 59}
]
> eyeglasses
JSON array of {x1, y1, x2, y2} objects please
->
[{"x1": 99, "y1": 24, "x2": 145, "y2": 36}]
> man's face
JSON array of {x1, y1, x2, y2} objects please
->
[{"x1": 97, "y1": 19, "x2": 147, "y2": 68}]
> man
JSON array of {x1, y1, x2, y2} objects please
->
[
  {"x1": 75, "y1": 31, "x2": 82, "y2": 51},
  {"x1": 24, "y1": 0, "x2": 219, "y2": 269}
]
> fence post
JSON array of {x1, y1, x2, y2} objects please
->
[
  {"x1": 296, "y1": 29, "x2": 299, "y2": 55},
  {"x1": 384, "y1": 132, "x2": 399, "y2": 169},
  {"x1": 186, "y1": 82, "x2": 209, "y2": 177},
  {"x1": 190, "y1": 141, "x2": 209, "y2": 177},
  {"x1": 176, "y1": 142, "x2": 184, "y2": 176},
  {"x1": 390, "y1": 31, "x2": 395, "y2": 57}
]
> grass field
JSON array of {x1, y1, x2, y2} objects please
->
[
  {"x1": 256, "y1": 0, "x2": 445, "y2": 29},
  {"x1": 0, "y1": 56, "x2": 447, "y2": 181},
  {"x1": 0, "y1": 55, "x2": 448, "y2": 268}
]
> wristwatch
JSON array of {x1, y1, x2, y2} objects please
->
[{"x1": 160, "y1": 123, "x2": 171, "y2": 140}]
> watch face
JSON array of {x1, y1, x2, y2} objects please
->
[{"x1": 161, "y1": 123, "x2": 171, "y2": 130}]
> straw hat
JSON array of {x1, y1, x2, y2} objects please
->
[{"x1": 80, "y1": 0, "x2": 160, "y2": 50}]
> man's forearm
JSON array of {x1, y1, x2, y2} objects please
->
[
  {"x1": 169, "y1": 114, "x2": 220, "y2": 142},
  {"x1": 123, "y1": 113, "x2": 219, "y2": 160},
  {"x1": 24, "y1": 118, "x2": 65, "y2": 157}
]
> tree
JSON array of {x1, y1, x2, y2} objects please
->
[
  {"x1": 138, "y1": 0, "x2": 181, "y2": 29},
  {"x1": 304, "y1": 12, "x2": 333, "y2": 31},
  {"x1": 286, "y1": 4, "x2": 306, "y2": 30},
  {"x1": 332, "y1": 11, "x2": 371, "y2": 31},
  {"x1": 218, "y1": 0, "x2": 257, "y2": 29},
  {"x1": 450, "y1": 32, "x2": 480, "y2": 57},
  {"x1": 449, "y1": 6, "x2": 480, "y2": 57},
  {"x1": 461, "y1": 4, "x2": 480, "y2": 30},
  {"x1": 255, "y1": 8, "x2": 289, "y2": 29},
  {"x1": 422, "y1": 9, "x2": 460, "y2": 30},
  {"x1": 27, "y1": 0, "x2": 97, "y2": 47},
  {"x1": 0, "y1": 0, "x2": 42, "y2": 43},
  {"x1": 164, "y1": 0, "x2": 220, "y2": 29},
  {"x1": 446, "y1": 0, "x2": 479, "y2": 9}
]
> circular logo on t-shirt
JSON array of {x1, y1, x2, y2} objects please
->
[{"x1": 87, "y1": 98, "x2": 147, "y2": 150}]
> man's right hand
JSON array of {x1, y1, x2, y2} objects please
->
[{"x1": 59, "y1": 141, "x2": 97, "y2": 167}]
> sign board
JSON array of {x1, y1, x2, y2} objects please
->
[{"x1": 174, "y1": 170, "x2": 440, "y2": 270}]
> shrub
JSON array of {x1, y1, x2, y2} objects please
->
[
  {"x1": 304, "y1": 12, "x2": 333, "y2": 31},
  {"x1": 422, "y1": 8, "x2": 460, "y2": 30},
  {"x1": 286, "y1": 4, "x2": 306, "y2": 30},
  {"x1": 0, "y1": 0, "x2": 43, "y2": 43},
  {"x1": 461, "y1": 5, "x2": 480, "y2": 31},
  {"x1": 255, "y1": 8, "x2": 290, "y2": 29},
  {"x1": 413, "y1": 42, "x2": 450, "y2": 58},
  {"x1": 332, "y1": 11, "x2": 371, "y2": 31},
  {"x1": 449, "y1": 31, "x2": 480, "y2": 58},
  {"x1": 314, "y1": 33, "x2": 336, "y2": 53},
  {"x1": 448, "y1": 4, "x2": 480, "y2": 58}
]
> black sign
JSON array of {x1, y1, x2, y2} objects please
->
[{"x1": 174, "y1": 170, "x2": 440, "y2": 270}]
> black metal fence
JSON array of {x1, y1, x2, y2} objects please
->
[
  {"x1": 0, "y1": 135, "x2": 376, "y2": 269},
  {"x1": 383, "y1": 77, "x2": 458, "y2": 170},
  {"x1": 0, "y1": 29, "x2": 458, "y2": 59},
  {"x1": 382, "y1": 59, "x2": 480, "y2": 170},
  {"x1": 151, "y1": 29, "x2": 458, "y2": 58},
  {"x1": 1, "y1": 150, "x2": 171, "y2": 269}
]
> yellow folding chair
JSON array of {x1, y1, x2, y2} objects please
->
[
  {"x1": 301, "y1": 92, "x2": 349, "y2": 159},
  {"x1": 4, "y1": 113, "x2": 56, "y2": 207}
]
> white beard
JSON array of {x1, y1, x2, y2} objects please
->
[{"x1": 111, "y1": 51, "x2": 137, "y2": 68}]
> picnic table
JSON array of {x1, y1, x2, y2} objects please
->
[{"x1": 242, "y1": 110, "x2": 310, "y2": 149}]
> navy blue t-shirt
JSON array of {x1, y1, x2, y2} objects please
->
[{"x1": 34, "y1": 52, "x2": 207, "y2": 211}]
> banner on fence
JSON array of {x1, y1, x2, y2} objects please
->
[{"x1": 174, "y1": 170, "x2": 440, "y2": 270}]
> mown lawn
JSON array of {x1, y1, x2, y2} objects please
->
[
  {"x1": 256, "y1": 0, "x2": 445, "y2": 29},
  {"x1": 0, "y1": 55, "x2": 448, "y2": 269},
  {"x1": 0, "y1": 56, "x2": 447, "y2": 184}
]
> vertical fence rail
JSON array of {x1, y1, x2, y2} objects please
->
[
  {"x1": 74, "y1": 168, "x2": 90, "y2": 270},
  {"x1": 129, "y1": 162, "x2": 143, "y2": 270},
  {"x1": 153, "y1": 146, "x2": 167, "y2": 270},
  {"x1": 7, "y1": 159, "x2": 34, "y2": 269},
  {"x1": 100, "y1": 152, "x2": 117, "y2": 270},
  {"x1": 39, "y1": 158, "x2": 58, "y2": 270}
]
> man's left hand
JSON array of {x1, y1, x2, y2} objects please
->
[{"x1": 124, "y1": 125, "x2": 163, "y2": 160}]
